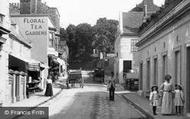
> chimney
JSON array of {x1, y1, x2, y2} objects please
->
[
  {"x1": 143, "y1": 0, "x2": 153, "y2": 5},
  {"x1": 30, "y1": 0, "x2": 38, "y2": 14},
  {"x1": 144, "y1": 4, "x2": 148, "y2": 18},
  {"x1": 20, "y1": 0, "x2": 31, "y2": 14}
]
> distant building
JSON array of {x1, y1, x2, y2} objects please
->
[
  {"x1": 136, "y1": 0, "x2": 190, "y2": 116},
  {"x1": 114, "y1": 0, "x2": 159, "y2": 83}
]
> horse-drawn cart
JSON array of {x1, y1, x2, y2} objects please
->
[{"x1": 67, "y1": 70, "x2": 83, "y2": 88}]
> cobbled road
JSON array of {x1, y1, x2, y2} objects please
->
[{"x1": 41, "y1": 84, "x2": 145, "y2": 119}]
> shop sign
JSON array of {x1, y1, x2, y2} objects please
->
[{"x1": 23, "y1": 17, "x2": 47, "y2": 36}]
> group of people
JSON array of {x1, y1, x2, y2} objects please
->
[{"x1": 149, "y1": 74, "x2": 185, "y2": 116}]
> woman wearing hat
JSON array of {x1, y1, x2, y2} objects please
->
[{"x1": 159, "y1": 74, "x2": 174, "y2": 115}]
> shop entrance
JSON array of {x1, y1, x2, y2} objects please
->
[{"x1": 186, "y1": 47, "x2": 190, "y2": 113}]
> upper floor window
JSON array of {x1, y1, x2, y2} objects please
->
[
  {"x1": 131, "y1": 39, "x2": 138, "y2": 52},
  {"x1": 49, "y1": 32, "x2": 54, "y2": 47},
  {"x1": 0, "y1": 13, "x2": 5, "y2": 24}
]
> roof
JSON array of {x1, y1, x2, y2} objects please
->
[
  {"x1": 121, "y1": 0, "x2": 160, "y2": 36},
  {"x1": 136, "y1": 0, "x2": 185, "y2": 47},
  {"x1": 122, "y1": 12, "x2": 144, "y2": 35},
  {"x1": 131, "y1": 0, "x2": 159, "y2": 13}
]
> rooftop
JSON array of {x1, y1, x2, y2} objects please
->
[{"x1": 121, "y1": 0, "x2": 160, "y2": 36}]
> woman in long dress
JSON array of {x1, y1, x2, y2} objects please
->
[
  {"x1": 159, "y1": 74, "x2": 174, "y2": 115},
  {"x1": 45, "y1": 75, "x2": 53, "y2": 96}
]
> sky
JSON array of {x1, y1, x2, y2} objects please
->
[{"x1": 9, "y1": 0, "x2": 165, "y2": 28}]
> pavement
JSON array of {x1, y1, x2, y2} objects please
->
[
  {"x1": 120, "y1": 91, "x2": 190, "y2": 119},
  {"x1": 7, "y1": 81, "x2": 65, "y2": 107},
  {"x1": 4, "y1": 75, "x2": 189, "y2": 119}
]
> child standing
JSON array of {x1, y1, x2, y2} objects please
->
[
  {"x1": 149, "y1": 86, "x2": 159, "y2": 115},
  {"x1": 174, "y1": 84, "x2": 185, "y2": 115}
]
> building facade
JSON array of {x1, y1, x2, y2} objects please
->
[
  {"x1": 11, "y1": 14, "x2": 59, "y2": 87},
  {"x1": 136, "y1": 0, "x2": 190, "y2": 115},
  {"x1": 114, "y1": 0, "x2": 159, "y2": 83},
  {"x1": 0, "y1": 0, "x2": 11, "y2": 106},
  {"x1": 8, "y1": 23, "x2": 32, "y2": 104}
]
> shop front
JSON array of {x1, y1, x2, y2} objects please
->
[{"x1": 8, "y1": 55, "x2": 28, "y2": 103}]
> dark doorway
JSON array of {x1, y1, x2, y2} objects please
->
[
  {"x1": 186, "y1": 47, "x2": 190, "y2": 113},
  {"x1": 123, "y1": 60, "x2": 132, "y2": 73}
]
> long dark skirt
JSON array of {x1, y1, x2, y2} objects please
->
[{"x1": 45, "y1": 83, "x2": 53, "y2": 96}]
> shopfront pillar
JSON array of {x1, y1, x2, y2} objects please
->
[
  {"x1": 12, "y1": 71, "x2": 16, "y2": 103},
  {"x1": 20, "y1": 72, "x2": 27, "y2": 100},
  {"x1": 8, "y1": 70, "x2": 15, "y2": 103},
  {"x1": 14, "y1": 71, "x2": 20, "y2": 102}
]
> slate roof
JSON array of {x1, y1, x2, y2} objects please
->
[
  {"x1": 131, "y1": 0, "x2": 160, "y2": 13},
  {"x1": 121, "y1": 0, "x2": 160, "y2": 35},
  {"x1": 122, "y1": 12, "x2": 144, "y2": 35}
]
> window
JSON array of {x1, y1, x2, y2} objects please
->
[
  {"x1": 123, "y1": 60, "x2": 132, "y2": 73},
  {"x1": 147, "y1": 60, "x2": 150, "y2": 90},
  {"x1": 0, "y1": 13, "x2": 5, "y2": 24},
  {"x1": 131, "y1": 39, "x2": 138, "y2": 52},
  {"x1": 175, "y1": 51, "x2": 181, "y2": 84},
  {"x1": 49, "y1": 32, "x2": 54, "y2": 47},
  {"x1": 10, "y1": 39, "x2": 13, "y2": 50},
  {"x1": 139, "y1": 62, "x2": 143, "y2": 90}
]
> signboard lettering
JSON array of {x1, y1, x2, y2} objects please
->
[{"x1": 23, "y1": 18, "x2": 47, "y2": 36}]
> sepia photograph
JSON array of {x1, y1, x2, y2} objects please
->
[{"x1": 0, "y1": 0, "x2": 190, "y2": 118}]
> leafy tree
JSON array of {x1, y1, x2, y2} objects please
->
[
  {"x1": 93, "y1": 18, "x2": 119, "y2": 53},
  {"x1": 60, "y1": 28, "x2": 68, "y2": 41},
  {"x1": 66, "y1": 24, "x2": 77, "y2": 62},
  {"x1": 75, "y1": 23, "x2": 93, "y2": 62}
]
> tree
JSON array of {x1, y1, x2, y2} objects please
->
[
  {"x1": 66, "y1": 24, "x2": 77, "y2": 62},
  {"x1": 93, "y1": 18, "x2": 119, "y2": 53},
  {"x1": 60, "y1": 28, "x2": 68, "y2": 41},
  {"x1": 75, "y1": 23, "x2": 93, "y2": 62}
]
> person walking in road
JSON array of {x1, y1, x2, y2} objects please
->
[
  {"x1": 109, "y1": 72, "x2": 115, "y2": 101},
  {"x1": 45, "y1": 75, "x2": 53, "y2": 97},
  {"x1": 149, "y1": 86, "x2": 159, "y2": 115},
  {"x1": 159, "y1": 74, "x2": 174, "y2": 115},
  {"x1": 174, "y1": 84, "x2": 185, "y2": 115}
]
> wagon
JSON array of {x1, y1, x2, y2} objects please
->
[{"x1": 67, "y1": 70, "x2": 83, "y2": 88}]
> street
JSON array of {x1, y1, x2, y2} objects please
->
[{"x1": 39, "y1": 84, "x2": 145, "y2": 119}]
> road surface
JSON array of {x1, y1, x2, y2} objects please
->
[{"x1": 40, "y1": 84, "x2": 145, "y2": 119}]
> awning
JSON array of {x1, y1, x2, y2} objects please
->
[
  {"x1": 40, "y1": 63, "x2": 49, "y2": 69},
  {"x1": 28, "y1": 59, "x2": 40, "y2": 71}
]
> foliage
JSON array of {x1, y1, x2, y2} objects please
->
[
  {"x1": 93, "y1": 18, "x2": 119, "y2": 53},
  {"x1": 61, "y1": 18, "x2": 119, "y2": 69}
]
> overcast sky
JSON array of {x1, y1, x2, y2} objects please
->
[{"x1": 9, "y1": 0, "x2": 165, "y2": 28}]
